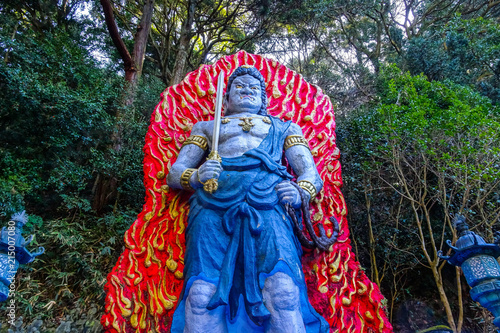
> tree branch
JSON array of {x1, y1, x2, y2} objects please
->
[{"x1": 100, "y1": 0, "x2": 133, "y2": 71}]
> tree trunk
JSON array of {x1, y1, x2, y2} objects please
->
[
  {"x1": 101, "y1": 0, "x2": 155, "y2": 88},
  {"x1": 169, "y1": 0, "x2": 195, "y2": 86},
  {"x1": 100, "y1": 0, "x2": 135, "y2": 84},
  {"x1": 456, "y1": 267, "x2": 463, "y2": 333},
  {"x1": 4, "y1": 22, "x2": 19, "y2": 64},
  {"x1": 94, "y1": 0, "x2": 155, "y2": 214},
  {"x1": 431, "y1": 263, "x2": 457, "y2": 332},
  {"x1": 364, "y1": 181, "x2": 380, "y2": 285}
]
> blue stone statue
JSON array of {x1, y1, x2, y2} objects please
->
[
  {"x1": 0, "y1": 211, "x2": 44, "y2": 301},
  {"x1": 166, "y1": 66, "x2": 330, "y2": 332}
]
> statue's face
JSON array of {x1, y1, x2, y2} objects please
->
[{"x1": 225, "y1": 74, "x2": 262, "y2": 115}]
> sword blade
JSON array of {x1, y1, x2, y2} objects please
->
[{"x1": 212, "y1": 71, "x2": 224, "y2": 152}]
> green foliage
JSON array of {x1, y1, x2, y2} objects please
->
[
  {"x1": 417, "y1": 325, "x2": 453, "y2": 333},
  {"x1": 0, "y1": 4, "x2": 163, "y2": 216},
  {"x1": 0, "y1": 19, "x2": 124, "y2": 214},
  {"x1": 406, "y1": 16, "x2": 500, "y2": 104},
  {"x1": 0, "y1": 2, "x2": 166, "y2": 325},
  {"x1": 339, "y1": 64, "x2": 499, "y2": 328},
  {"x1": 374, "y1": 65, "x2": 500, "y2": 192},
  {"x1": 0, "y1": 210, "x2": 134, "y2": 328},
  {"x1": 342, "y1": 64, "x2": 500, "y2": 239}
]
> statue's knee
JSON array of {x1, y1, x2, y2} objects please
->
[
  {"x1": 263, "y1": 272, "x2": 300, "y2": 311},
  {"x1": 186, "y1": 280, "x2": 216, "y2": 314}
]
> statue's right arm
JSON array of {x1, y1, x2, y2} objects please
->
[{"x1": 166, "y1": 122, "x2": 208, "y2": 190}]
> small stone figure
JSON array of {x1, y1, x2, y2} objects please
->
[{"x1": 0, "y1": 211, "x2": 44, "y2": 301}]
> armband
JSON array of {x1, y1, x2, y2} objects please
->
[
  {"x1": 298, "y1": 180, "x2": 317, "y2": 201},
  {"x1": 180, "y1": 168, "x2": 197, "y2": 191},
  {"x1": 182, "y1": 135, "x2": 208, "y2": 150},
  {"x1": 284, "y1": 135, "x2": 309, "y2": 150}
]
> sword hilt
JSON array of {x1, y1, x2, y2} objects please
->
[{"x1": 203, "y1": 151, "x2": 221, "y2": 194}]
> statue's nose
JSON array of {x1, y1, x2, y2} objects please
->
[{"x1": 241, "y1": 85, "x2": 252, "y2": 94}]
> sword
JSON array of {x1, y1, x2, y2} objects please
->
[{"x1": 203, "y1": 71, "x2": 224, "y2": 194}]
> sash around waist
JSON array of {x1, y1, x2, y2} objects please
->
[
  {"x1": 193, "y1": 167, "x2": 282, "y2": 211},
  {"x1": 193, "y1": 146, "x2": 293, "y2": 210}
]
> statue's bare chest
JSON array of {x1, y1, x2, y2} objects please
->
[{"x1": 204, "y1": 117, "x2": 272, "y2": 158}]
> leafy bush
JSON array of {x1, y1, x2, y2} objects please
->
[
  {"x1": 0, "y1": 210, "x2": 135, "y2": 330},
  {"x1": 405, "y1": 16, "x2": 500, "y2": 104},
  {"x1": 339, "y1": 64, "x2": 499, "y2": 331},
  {"x1": 0, "y1": 6, "x2": 162, "y2": 328}
]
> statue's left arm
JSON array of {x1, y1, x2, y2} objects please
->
[{"x1": 276, "y1": 122, "x2": 323, "y2": 208}]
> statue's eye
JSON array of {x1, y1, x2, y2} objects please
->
[
  {"x1": 236, "y1": 85, "x2": 243, "y2": 89},
  {"x1": 251, "y1": 86, "x2": 257, "y2": 90}
]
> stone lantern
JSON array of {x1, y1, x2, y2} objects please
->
[{"x1": 439, "y1": 215, "x2": 500, "y2": 328}]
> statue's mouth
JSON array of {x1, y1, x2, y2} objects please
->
[{"x1": 240, "y1": 95, "x2": 254, "y2": 100}]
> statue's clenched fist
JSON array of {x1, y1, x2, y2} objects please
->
[
  {"x1": 275, "y1": 180, "x2": 302, "y2": 209},
  {"x1": 197, "y1": 160, "x2": 223, "y2": 184}
]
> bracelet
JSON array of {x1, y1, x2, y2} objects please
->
[
  {"x1": 298, "y1": 180, "x2": 317, "y2": 201},
  {"x1": 181, "y1": 135, "x2": 208, "y2": 150},
  {"x1": 284, "y1": 135, "x2": 310, "y2": 150},
  {"x1": 180, "y1": 168, "x2": 197, "y2": 191}
]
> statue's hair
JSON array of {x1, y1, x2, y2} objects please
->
[{"x1": 225, "y1": 66, "x2": 268, "y2": 115}]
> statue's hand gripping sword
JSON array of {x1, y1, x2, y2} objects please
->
[{"x1": 203, "y1": 71, "x2": 224, "y2": 194}]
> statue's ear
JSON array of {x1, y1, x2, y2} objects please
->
[{"x1": 223, "y1": 94, "x2": 228, "y2": 111}]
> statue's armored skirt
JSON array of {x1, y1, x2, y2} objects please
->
[{"x1": 171, "y1": 117, "x2": 329, "y2": 332}]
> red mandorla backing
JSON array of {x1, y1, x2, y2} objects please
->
[{"x1": 102, "y1": 51, "x2": 393, "y2": 333}]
